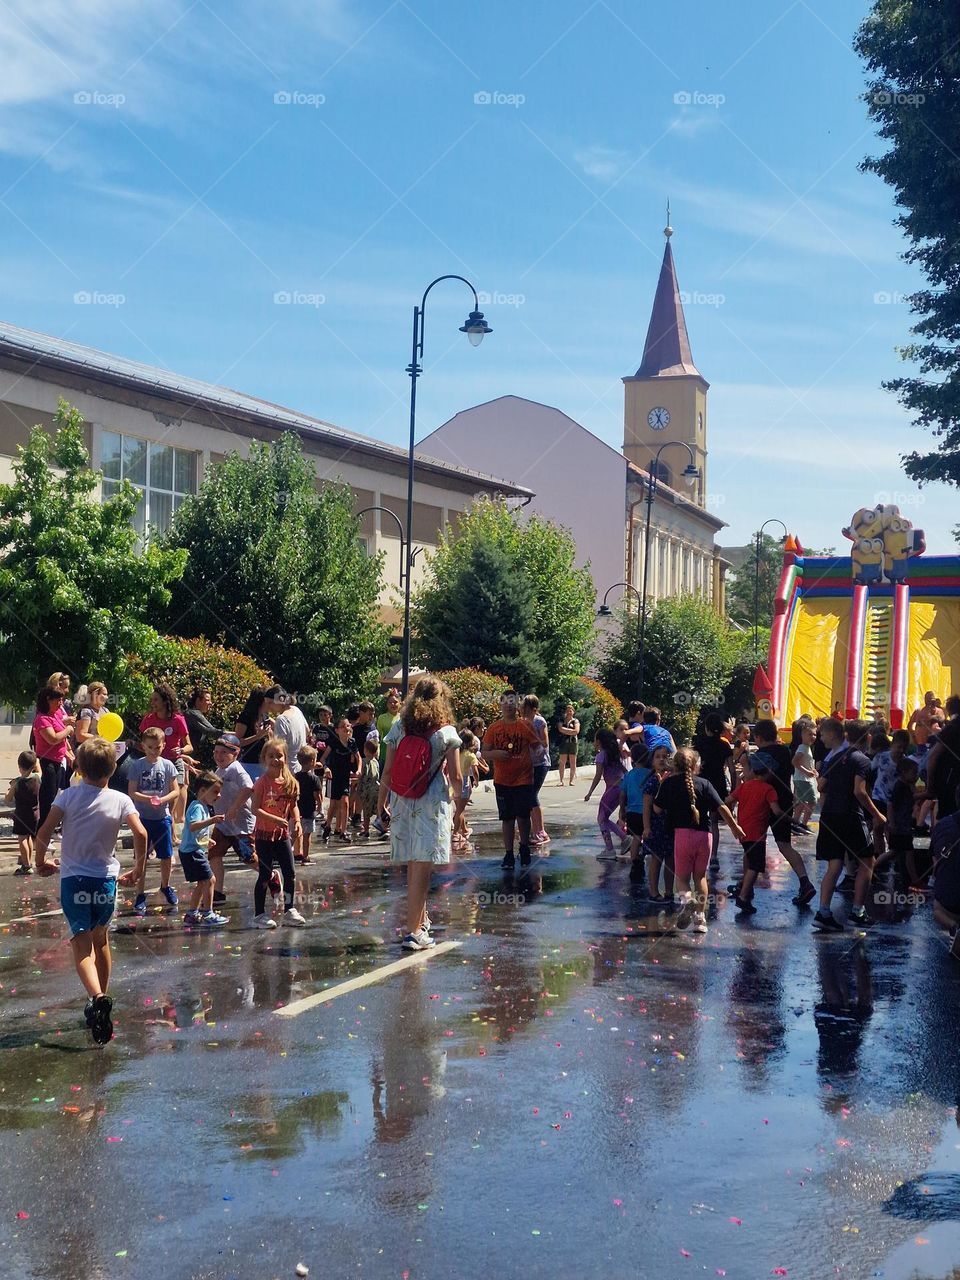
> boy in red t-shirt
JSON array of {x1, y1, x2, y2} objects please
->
[{"x1": 726, "y1": 752, "x2": 783, "y2": 914}]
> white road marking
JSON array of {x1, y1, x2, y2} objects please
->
[
  {"x1": 275, "y1": 940, "x2": 463, "y2": 1017},
  {"x1": 2, "y1": 908, "x2": 64, "y2": 925}
]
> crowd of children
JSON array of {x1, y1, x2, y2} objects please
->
[{"x1": 8, "y1": 677, "x2": 960, "y2": 1045}]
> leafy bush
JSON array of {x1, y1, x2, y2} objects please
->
[
  {"x1": 551, "y1": 677, "x2": 623, "y2": 763},
  {"x1": 434, "y1": 667, "x2": 509, "y2": 725},
  {"x1": 120, "y1": 635, "x2": 272, "y2": 732}
]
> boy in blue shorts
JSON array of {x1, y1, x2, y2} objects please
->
[
  {"x1": 181, "y1": 772, "x2": 229, "y2": 927},
  {"x1": 129, "y1": 725, "x2": 180, "y2": 915},
  {"x1": 35, "y1": 738, "x2": 147, "y2": 1044}
]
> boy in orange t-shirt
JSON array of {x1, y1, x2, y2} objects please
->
[{"x1": 482, "y1": 691, "x2": 540, "y2": 872}]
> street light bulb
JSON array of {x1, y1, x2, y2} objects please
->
[
  {"x1": 597, "y1": 605, "x2": 612, "y2": 618},
  {"x1": 460, "y1": 310, "x2": 492, "y2": 347},
  {"x1": 683, "y1": 463, "x2": 699, "y2": 488}
]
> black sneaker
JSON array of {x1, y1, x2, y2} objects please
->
[
  {"x1": 812, "y1": 910, "x2": 843, "y2": 933},
  {"x1": 849, "y1": 908, "x2": 874, "y2": 929},
  {"x1": 213, "y1": 890, "x2": 227, "y2": 905},
  {"x1": 336, "y1": 832, "x2": 351, "y2": 844},
  {"x1": 793, "y1": 881, "x2": 817, "y2": 908},
  {"x1": 727, "y1": 882, "x2": 742, "y2": 897},
  {"x1": 734, "y1": 897, "x2": 757, "y2": 915},
  {"x1": 500, "y1": 852, "x2": 516, "y2": 872},
  {"x1": 84, "y1": 998, "x2": 96, "y2": 1029},
  {"x1": 350, "y1": 815, "x2": 361, "y2": 829},
  {"x1": 90, "y1": 994, "x2": 114, "y2": 1045},
  {"x1": 322, "y1": 826, "x2": 331, "y2": 845}
]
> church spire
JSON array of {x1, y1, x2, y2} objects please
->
[{"x1": 635, "y1": 218, "x2": 701, "y2": 379}]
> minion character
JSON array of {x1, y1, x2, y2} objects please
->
[
  {"x1": 842, "y1": 505, "x2": 886, "y2": 547},
  {"x1": 883, "y1": 517, "x2": 924, "y2": 582},
  {"x1": 755, "y1": 694, "x2": 774, "y2": 720},
  {"x1": 853, "y1": 536, "x2": 884, "y2": 584}
]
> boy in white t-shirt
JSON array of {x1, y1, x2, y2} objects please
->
[{"x1": 35, "y1": 738, "x2": 147, "y2": 1045}]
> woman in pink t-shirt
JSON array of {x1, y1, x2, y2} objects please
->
[
  {"x1": 139, "y1": 684, "x2": 194, "y2": 827},
  {"x1": 33, "y1": 685, "x2": 76, "y2": 824}
]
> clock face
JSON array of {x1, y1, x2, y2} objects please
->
[{"x1": 648, "y1": 406, "x2": 670, "y2": 430}]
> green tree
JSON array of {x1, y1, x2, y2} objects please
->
[
  {"x1": 421, "y1": 541, "x2": 545, "y2": 690},
  {"x1": 726, "y1": 534, "x2": 834, "y2": 630},
  {"x1": 0, "y1": 400, "x2": 186, "y2": 711},
  {"x1": 412, "y1": 497, "x2": 595, "y2": 699},
  {"x1": 161, "y1": 433, "x2": 390, "y2": 703},
  {"x1": 599, "y1": 596, "x2": 732, "y2": 742},
  {"x1": 855, "y1": 3, "x2": 960, "y2": 488}
]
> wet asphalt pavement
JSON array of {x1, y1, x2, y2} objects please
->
[{"x1": 2, "y1": 793, "x2": 960, "y2": 1280}]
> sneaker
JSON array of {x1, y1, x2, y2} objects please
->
[
  {"x1": 322, "y1": 826, "x2": 331, "y2": 845},
  {"x1": 727, "y1": 882, "x2": 742, "y2": 897},
  {"x1": 675, "y1": 895, "x2": 695, "y2": 930},
  {"x1": 281, "y1": 908, "x2": 306, "y2": 926},
  {"x1": 336, "y1": 832, "x2": 351, "y2": 844},
  {"x1": 422, "y1": 912, "x2": 432, "y2": 933},
  {"x1": 519, "y1": 846, "x2": 532, "y2": 869},
  {"x1": 254, "y1": 913, "x2": 278, "y2": 929},
  {"x1": 620, "y1": 835, "x2": 634, "y2": 856},
  {"x1": 734, "y1": 897, "x2": 758, "y2": 915},
  {"x1": 661, "y1": 895, "x2": 678, "y2": 913},
  {"x1": 200, "y1": 911, "x2": 229, "y2": 926},
  {"x1": 268, "y1": 869, "x2": 282, "y2": 898},
  {"x1": 692, "y1": 912, "x2": 708, "y2": 934},
  {"x1": 13, "y1": 864, "x2": 33, "y2": 876},
  {"x1": 134, "y1": 893, "x2": 147, "y2": 917},
  {"x1": 160, "y1": 884, "x2": 178, "y2": 906},
  {"x1": 372, "y1": 816, "x2": 386, "y2": 836},
  {"x1": 90, "y1": 994, "x2": 114, "y2": 1045},
  {"x1": 813, "y1": 910, "x2": 843, "y2": 933},
  {"x1": 183, "y1": 909, "x2": 202, "y2": 925},
  {"x1": 793, "y1": 881, "x2": 817, "y2": 908},
  {"x1": 501, "y1": 852, "x2": 516, "y2": 872},
  {"x1": 213, "y1": 890, "x2": 227, "y2": 905},
  {"x1": 83, "y1": 998, "x2": 96, "y2": 1028},
  {"x1": 401, "y1": 929, "x2": 436, "y2": 951},
  {"x1": 350, "y1": 814, "x2": 361, "y2": 829},
  {"x1": 597, "y1": 846, "x2": 617, "y2": 860},
  {"x1": 849, "y1": 908, "x2": 874, "y2": 929}
]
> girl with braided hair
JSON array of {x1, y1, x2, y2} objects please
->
[{"x1": 655, "y1": 747, "x2": 745, "y2": 932}]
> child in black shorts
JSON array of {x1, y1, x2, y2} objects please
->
[{"x1": 812, "y1": 719, "x2": 885, "y2": 932}]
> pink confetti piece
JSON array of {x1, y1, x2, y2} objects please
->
[
  {"x1": 106, "y1": 1136, "x2": 123, "y2": 1143},
  {"x1": 613, "y1": 1199, "x2": 623, "y2": 1207},
  {"x1": 680, "y1": 1249, "x2": 691, "y2": 1258},
  {"x1": 729, "y1": 1217, "x2": 742, "y2": 1225},
  {"x1": 773, "y1": 1270, "x2": 788, "y2": 1276},
  {"x1": 15, "y1": 1211, "x2": 29, "y2": 1220}
]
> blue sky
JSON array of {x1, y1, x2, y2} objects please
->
[{"x1": 0, "y1": 0, "x2": 953, "y2": 554}]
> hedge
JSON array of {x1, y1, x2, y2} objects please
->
[{"x1": 434, "y1": 667, "x2": 510, "y2": 725}]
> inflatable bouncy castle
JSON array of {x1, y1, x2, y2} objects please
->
[{"x1": 757, "y1": 504, "x2": 960, "y2": 730}]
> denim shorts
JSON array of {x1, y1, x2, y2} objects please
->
[
  {"x1": 179, "y1": 849, "x2": 214, "y2": 883},
  {"x1": 61, "y1": 875, "x2": 116, "y2": 937},
  {"x1": 143, "y1": 815, "x2": 173, "y2": 859}
]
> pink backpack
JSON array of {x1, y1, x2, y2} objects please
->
[{"x1": 391, "y1": 733, "x2": 440, "y2": 799}]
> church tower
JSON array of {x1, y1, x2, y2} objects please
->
[{"x1": 623, "y1": 218, "x2": 709, "y2": 507}]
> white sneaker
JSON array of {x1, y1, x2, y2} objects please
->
[
  {"x1": 423, "y1": 912, "x2": 432, "y2": 933},
  {"x1": 597, "y1": 847, "x2": 617, "y2": 860},
  {"x1": 281, "y1": 908, "x2": 306, "y2": 926},
  {"x1": 402, "y1": 928, "x2": 435, "y2": 951},
  {"x1": 692, "y1": 912, "x2": 708, "y2": 934},
  {"x1": 254, "y1": 913, "x2": 278, "y2": 930},
  {"x1": 675, "y1": 895, "x2": 695, "y2": 929}
]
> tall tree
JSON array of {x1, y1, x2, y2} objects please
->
[
  {"x1": 412, "y1": 497, "x2": 595, "y2": 698},
  {"x1": 855, "y1": 2, "x2": 960, "y2": 488},
  {"x1": 726, "y1": 534, "x2": 834, "y2": 631},
  {"x1": 0, "y1": 400, "x2": 186, "y2": 710},
  {"x1": 161, "y1": 433, "x2": 390, "y2": 703}
]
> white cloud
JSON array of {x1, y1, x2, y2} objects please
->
[
  {"x1": 573, "y1": 145, "x2": 633, "y2": 182},
  {"x1": 666, "y1": 109, "x2": 721, "y2": 139}
]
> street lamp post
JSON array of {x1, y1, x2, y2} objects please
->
[
  {"x1": 597, "y1": 581, "x2": 643, "y2": 641},
  {"x1": 753, "y1": 518, "x2": 788, "y2": 662},
  {"x1": 401, "y1": 277, "x2": 492, "y2": 697},
  {"x1": 637, "y1": 442, "x2": 700, "y2": 696},
  {"x1": 355, "y1": 505, "x2": 409, "y2": 590}
]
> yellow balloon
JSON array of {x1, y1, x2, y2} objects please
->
[{"x1": 96, "y1": 710, "x2": 125, "y2": 742}]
